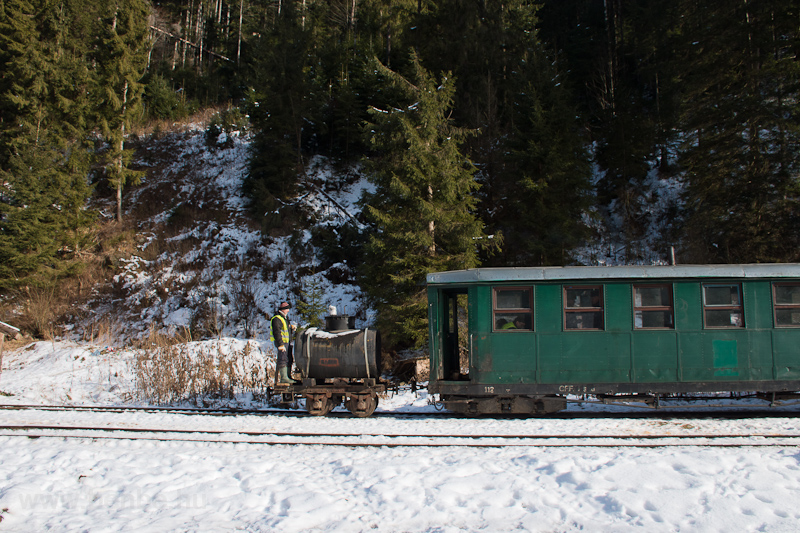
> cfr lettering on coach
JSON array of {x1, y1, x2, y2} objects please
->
[{"x1": 558, "y1": 385, "x2": 596, "y2": 394}]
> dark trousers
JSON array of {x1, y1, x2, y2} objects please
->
[{"x1": 277, "y1": 344, "x2": 293, "y2": 368}]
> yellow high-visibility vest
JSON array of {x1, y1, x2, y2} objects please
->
[{"x1": 270, "y1": 314, "x2": 290, "y2": 344}]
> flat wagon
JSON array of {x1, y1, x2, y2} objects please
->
[{"x1": 426, "y1": 264, "x2": 800, "y2": 414}]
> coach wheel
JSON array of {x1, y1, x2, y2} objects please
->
[
  {"x1": 306, "y1": 394, "x2": 336, "y2": 416},
  {"x1": 346, "y1": 392, "x2": 378, "y2": 418}
]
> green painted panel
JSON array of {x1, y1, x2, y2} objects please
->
[
  {"x1": 712, "y1": 339, "x2": 738, "y2": 377},
  {"x1": 538, "y1": 334, "x2": 562, "y2": 382},
  {"x1": 539, "y1": 332, "x2": 631, "y2": 383},
  {"x1": 747, "y1": 332, "x2": 774, "y2": 380},
  {"x1": 489, "y1": 334, "x2": 537, "y2": 383},
  {"x1": 468, "y1": 333, "x2": 493, "y2": 382},
  {"x1": 681, "y1": 332, "x2": 750, "y2": 381},
  {"x1": 632, "y1": 333, "x2": 679, "y2": 382},
  {"x1": 605, "y1": 283, "x2": 632, "y2": 331},
  {"x1": 473, "y1": 285, "x2": 492, "y2": 332},
  {"x1": 773, "y1": 330, "x2": 800, "y2": 379},
  {"x1": 536, "y1": 284, "x2": 562, "y2": 333},
  {"x1": 674, "y1": 283, "x2": 701, "y2": 330},
  {"x1": 427, "y1": 288, "x2": 442, "y2": 380},
  {"x1": 680, "y1": 332, "x2": 707, "y2": 381},
  {"x1": 746, "y1": 281, "x2": 772, "y2": 329}
]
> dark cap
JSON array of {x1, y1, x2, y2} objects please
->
[{"x1": 278, "y1": 301, "x2": 291, "y2": 310}]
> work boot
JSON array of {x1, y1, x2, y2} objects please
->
[{"x1": 277, "y1": 365, "x2": 298, "y2": 384}]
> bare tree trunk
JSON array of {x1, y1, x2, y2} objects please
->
[
  {"x1": 146, "y1": 26, "x2": 154, "y2": 70},
  {"x1": 0, "y1": 333, "x2": 5, "y2": 386},
  {"x1": 182, "y1": 1, "x2": 191, "y2": 67},
  {"x1": 116, "y1": 80, "x2": 129, "y2": 223},
  {"x1": 386, "y1": 21, "x2": 392, "y2": 68},
  {"x1": 116, "y1": 181, "x2": 123, "y2": 221},
  {"x1": 428, "y1": 184, "x2": 435, "y2": 256},
  {"x1": 196, "y1": 0, "x2": 204, "y2": 73},
  {"x1": 190, "y1": 0, "x2": 197, "y2": 65},
  {"x1": 603, "y1": 0, "x2": 617, "y2": 115},
  {"x1": 237, "y1": 0, "x2": 243, "y2": 67}
]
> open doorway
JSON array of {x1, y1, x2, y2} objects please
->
[{"x1": 441, "y1": 289, "x2": 470, "y2": 381}]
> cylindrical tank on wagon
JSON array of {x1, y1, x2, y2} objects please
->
[{"x1": 294, "y1": 326, "x2": 381, "y2": 380}]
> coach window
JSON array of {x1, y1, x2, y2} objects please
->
[
  {"x1": 564, "y1": 286, "x2": 604, "y2": 330},
  {"x1": 773, "y1": 283, "x2": 800, "y2": 327},
  {"x1": 633, "y1": 285, "x2": 674, "y2": 329},
  {"x1": 703, "y1": 284, "x2": 744, "y2": 328},
  {"x1": 493, "y1": 288, "x2": 533, "y2": 331}
]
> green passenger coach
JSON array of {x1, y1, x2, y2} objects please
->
[{"x1": 426, "y1": 264, "x2": 800, "y2": 415}]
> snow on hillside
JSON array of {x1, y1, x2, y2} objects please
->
[
  {"x1": 83, "y1": 127, "x2": 370, "y2": 343},
  {"x1": 73, "y1": 125, "x2": 683, "y2": 346},
  {"x1": 574, "y1": 164, "x2": 684, "y2": 267}
]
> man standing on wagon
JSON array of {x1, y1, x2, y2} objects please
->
[{"x1": 271, "y1": 301, "x2": 298, "y2": 384}]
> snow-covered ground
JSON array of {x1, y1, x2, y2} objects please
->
[{"x1": 1, "y1": 341, "x2": 800, "y2": 532}]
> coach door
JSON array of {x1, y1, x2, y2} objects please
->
[{"x1": 441, "y1": 289, "x2": 470, "y2": 381}]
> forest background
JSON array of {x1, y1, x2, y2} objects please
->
[{"x1": 1, "y1": 0, "x2": 799, "y2": 349}]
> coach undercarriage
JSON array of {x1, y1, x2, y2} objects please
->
[{"x1": 434, "y1": 380, "x2": 800, "y2": 415}]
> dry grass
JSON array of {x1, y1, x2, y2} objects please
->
[
  {"x1": 81, "y1": 318, "x2": 120, "y2": 346},
  {"x1": 19, "y1": 287, "x2": 59, "y2": 340},
  {"x1": 0, "y1": 215, "x2": 150, "y2": 341},
  {"x1": 133, "y1": 329, "x2": 273, "y2": 405},
  {"x1": 129, "y1": 106, "x2": 230, "y2": 138}
]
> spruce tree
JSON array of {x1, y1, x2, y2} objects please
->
[
  {"x1": 361, "y1": 53, "x2": 494, "y2": 349},
  {"x1": 91, "y1": 0, "x2": 150, "y2": 222},
  {"x1": 0, "y1": 0, "x2": 49, "y2": 165},
  {"x1": 501, "y1": 63, "x2": 593, "y2": 266},
  {"x1": 296, "y1": 276, "x2": 327, "y2": 329},
  {"x1": 412, "y1": 1, "x2": 593, "y2": 266},
  {"x1": 0, "y1": 0, "x2": 95, "y2": 286},
  {"x1": 676, "y1": 0, "x2": 800, "y2": 263},
  {"x1": 243, "y1": 1, "x2": 316, "y2": 228},
  {"x1": 0, "y1": 143, "x2": 92, "y2": 285}
]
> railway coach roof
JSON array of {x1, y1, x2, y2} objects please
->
[{"x1": 426, "y1": 263, "x2": 800, "y2": 285}]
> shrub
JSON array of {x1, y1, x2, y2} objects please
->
[
  {"x1": 144, "y1": 75, "x2": 180, "y2": 120},
  {"x1": 133, "y1": 333, "x2": 273, "y2": 405}
]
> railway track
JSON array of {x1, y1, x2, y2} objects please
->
[
  {"x1": 0, "y1": 402, "x2": 304, "y2": 417},
  {"x1": 0, "y1": 403, "x2": 451, "y2": 419},
  {"x1": 1, "y1": 423, "x2": 799, "y2": 448},
  {"x1": 2, "y1": 402, "x2": 799, "y2": 420}
]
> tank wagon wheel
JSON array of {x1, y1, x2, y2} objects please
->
[
  {"x1": 345, "y1": 391, "x2": 379, "y2": 418},
  {"x1": 305, "y1": 394, "x2": 338, "y2": 416}
]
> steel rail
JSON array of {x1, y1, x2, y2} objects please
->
[
  {"x1": 1, "y1": 402, "x2": 799, "y2": 420},
  {"x1": 0, "y1": 403, "x2": 448, "y2": 419},
  {"x1": 0, "y1": 404, "x2": 296, "y2": 416},
  {"x1": 1, "y1": 424, "x2": 800, "y2": 448},
  {"x1": 4, "y1": 423, "x2": 800, "y2": 440}
]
